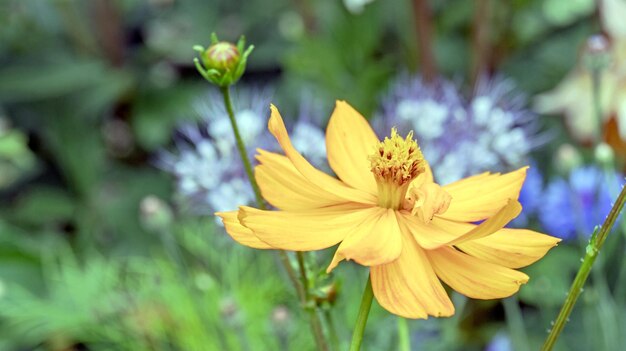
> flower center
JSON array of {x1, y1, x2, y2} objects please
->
[{"x1": 369, "y1": 128, "x2": 425, "y2": 209}]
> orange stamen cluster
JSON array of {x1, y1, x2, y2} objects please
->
[
  {"x1": 369, "y1": 128, "x2": 425, "y2": 186},
  {"x1": 369, "y1": 128, "x2": 425, "y2": 209}
]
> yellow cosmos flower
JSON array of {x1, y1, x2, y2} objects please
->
[{"x1": 216, "y1": 101, "x2": 560, "y2": 319}]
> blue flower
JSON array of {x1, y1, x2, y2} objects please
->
[
  {"x1": 511, "y1": 163, "x2": 544, "y2": 227},
  {"x1": 376, "y1": 75, "x2": 538, "y2": 185},
  {"x1": 157, "y1": 87, "x2": 271, "y2": 214},
  {"x1": 539, "y1": 166, "x2": 620, "y2": 241},
  {"x1": 157, "y1": 88, "x2": 329, "y2": 214}
]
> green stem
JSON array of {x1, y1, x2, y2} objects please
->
[
  {"x1": 219, "y1": 86, "x2": 328, "y2": 351},
  {"x1": 503, "y1": 296, "x2": 529, "y2": 351},
  {"x1": 541, "y1": 184, "x2": 626, "y2": 350},
  {"x1": 296, "y1": 252, "x2": 309, "y2": 292},
  {"x1": 220, "y1": 86, "x2": 264, "y2": 206},
  {"x1": 324, "y1": 309, "x2": 340, "y2": 351},
  {"x1": 397, "y1": 317, "x2": 410, "y2": 351},
  {"x1": 591, "y1": 67, "x2": 603, "y2": 145},
  {"x1": 350, "y1": 276, "x2": 374, "y2": 351},
  {"x1": 296, "y1": 251, "x2": 328, "y2": 351}
]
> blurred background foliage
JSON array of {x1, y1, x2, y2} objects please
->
[{"x1": 1, "y1": 0, "x2": 625, "y2": 350}]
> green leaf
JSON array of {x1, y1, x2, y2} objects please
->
[
  {"x1": 7, "y1": 186, "x2": 76, "y2": 226},
  {"x1": 0, "y1": 60, "x2": 105, "y2": 103}
]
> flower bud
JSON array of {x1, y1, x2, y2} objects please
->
[
  {"x1": 594, "y1": 142, "x2": 615, "y2": 166},
  {"x1": 203, "y1": 42, "x2": 240, "y2": 71},
  {"x1": 583, "y1": 34, "x2": 612, "y2": 72},
  {"x1": 139, "y1": 195, "x2": 173, "y2": 232},
  {"x1": 193, "y1": 33, "x2": 254, "y2": 87},
  {"x1": 271, "y1": 305, "x2": 290, "y2": 326},
  {"x1": 313, "y1": 281, "x2": 339, "y2": 307},
  {"x1": 555, "y1": 143, "x2": 583, "y2": 175}
]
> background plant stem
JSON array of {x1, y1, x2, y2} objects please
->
[
  {"x1": 324, "y1": 309, "x2": 340, "y2": 351},
  {"x1": 397, "y1": 317, "x2": 410, "y2": 351},
  {"x1": 470, "y1": 0, "x2": 491, "y2": 86},
  {"x1": 350, "y1": 275, "x2": 374, "y2": 351},
  {"x1": 219, "y1": 86, "x2": 328, "y2": 351},
  {"x1": 411, "y1": 0, "x2": 437, "y2": 83},
  {"x1": 541, "y1": 184, "x2": 626, "y2": 350}
]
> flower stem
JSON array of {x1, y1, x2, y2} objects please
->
[
  {"x1": 219, "y1": 86, "x2": 328, "y2": 351},
  {"x1": 350, "y1": 275, "x2": 374, "y2": 351},
  {"x1": 220, "y1": 86, "x2": 264, "y2": 206},
  {"x1": 397, "y1": 317, "x2": 410, "y2": 351},
  {"x1": 591, "y1": 66, "x2": 603, "y2": 145},
  {"x1": 470, "y1": 0, "x2": 491, "y2": 86},
  {"x1": 541, "y1": 184, "x2": 626, "y2": 350},
  {"x1": 296, "y1": 251, "x2": 329, "y2": 351},
  {"x1": 411, "y1": 0, "x2": 437, "y2": 83},
  {"x1": 324, "y1": 309, "x2": 340, "y2": 351}
]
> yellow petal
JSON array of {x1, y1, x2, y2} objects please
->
[
  {"x1": 402, "y1": 199, "x2": 521, "y2": 249},
  {"x1": 215, "y1": 211, "x2": 272, "y2": 249},
  {"x1": 427, "y1": 246, "x2": 529, "y2": 299},
  {"x1": 424, "y1": 161, "x2": 434, "y2": 183},
  {"x1": 325, "y1": 101, "x2": 379, "y2": 194},
  {"x1": 268, "y1": 105, "x2": 377, "y2": 205},
  {"x1": 439, "y1": 167, "x2": 527, "y2": 222},
  {"x1": 255, "y1": 150, "x2": 346, "y2": 210},
  {"x1": 370, "y1": 224, "x2": 454, "y2": 319},
  {"x1": 399, "y1": 212, "x2": 460, "y2": 249},
  {"x1": 326, "y1": 208, "x2": 401, "y2": 272},
  {"x1": 238, "y1": 204, "x2": 377, "y2": 251},
  {"x1": 434, "y1": 199, "x2": 522, "y2": 245},
  {"x1": 456, "y1": 228, "x2": 561, "y2": 269}
]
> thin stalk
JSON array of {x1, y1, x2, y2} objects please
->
[
  {"x1": 296, "y1": 252, "x2": 310, "y2": 292},
  {"x1": 296, "y1": 251, "x2": 328, "y2": 351},
  {"x1": 219, "y1": 86, "x2": 328, "y2": 351},
  {"x1": 220, "y1": 86, "x2": 264, "y2": 206},
  {"x1": 541, "y1": 184, "x2": 626, "y2": 350},
  {"x1": 502, "y1": 296, "x2": 529, "y2": 351},
  {"x1": 397, "y1": 317, "x2": 411, "y2": 351},
  {"x1": 350, "y1": 276, "x2": 374, "y2": 351},
  {"x1": 411, "y1": 0, "x2": 437, "y2": 82},
  {"x1": 324, "y1": 309, "x2": 340, "y2": 351},
  {"x1": 591, "y1": 68, "x2": 603, "y2": 145},
  {"x1": 470, "y1": 0, "x2": 491, "y2": 86}
]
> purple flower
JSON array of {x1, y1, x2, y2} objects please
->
[
  {"x1": 376, "y1": 75, "x2": 539, "y2": 185},
  {"x1": 157, "y1": 88, "x2": 329, "y2": 214}
]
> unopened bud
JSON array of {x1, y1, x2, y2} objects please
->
[
  {"x1": 594, "y1": 142, "x2": 614, "y2": 165},
  {"x1": 139, "y1": 195, "x2": 173, "y2": 232},
  {"x1": 555, "y1": 143, "x2": 583, "y2": 175},
  {"x1": 203, "y1": 42, "x2": 240, "y2": 71},
  {"x1": 271, "y1": 305, "x2": 290, "y2": 326},
  {"x1": 583, "y1": 34, "x2": 612, "y2": 72},
  {"x1": 313, "y1": 282, "x2": 339, "y2": 307},
  {"x1": 194, "y1": 272, "x2": 216, "y2": 291},
  {"x1": 193, "y1": 33, "x2": 254, "y2": 87},
  {"x1": 220, "y1": 297, "x2": 242, "y2": 326}
]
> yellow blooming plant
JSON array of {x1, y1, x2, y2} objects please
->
[{"x1": 217, "y1": 101, "x2": 560, "y2": 319}]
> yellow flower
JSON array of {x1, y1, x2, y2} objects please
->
[{"x1": 217, "y1": 101, "x2": 560, "y2": 319}]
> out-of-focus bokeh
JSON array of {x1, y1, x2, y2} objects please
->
[{"x1": 1, "y1": 0, "x2": 625, "y2": 350}]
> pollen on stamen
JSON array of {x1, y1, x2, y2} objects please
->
[{"x1": 368, "y1": 128, "x2": 425, "y2": 186}]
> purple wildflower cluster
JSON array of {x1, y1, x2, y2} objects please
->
[
  {"x1": 157, "y1": 88, "x2": 328, "y2": 215},
  {"x1": 376, "y1": 75, "x2": 540, "y2": 185}
]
